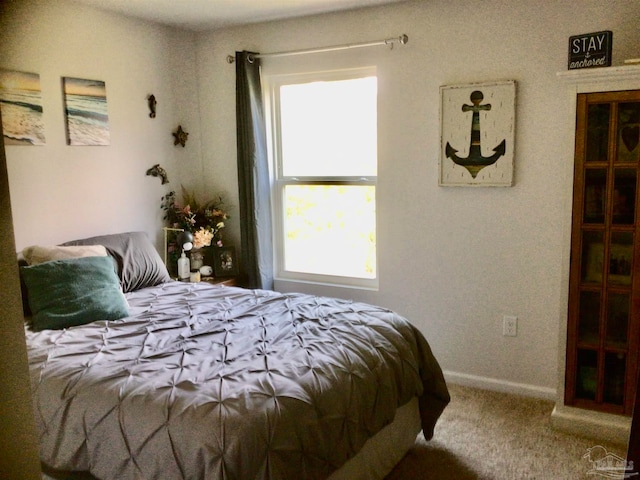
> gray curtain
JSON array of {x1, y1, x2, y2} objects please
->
[{"x1": 235, "y1": 51, "x2": 273, "y2": 290}]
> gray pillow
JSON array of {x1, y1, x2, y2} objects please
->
[
  {"x1": 21, "y1": 256, "x2": 129, "y2": 331},
  {"x1": 62, "y1": 231, "x2": 171, "y2": 293}
]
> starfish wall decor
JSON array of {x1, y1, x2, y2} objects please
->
[{"x1": 173, "y1": 125, "x2": 189, "y2": 147}]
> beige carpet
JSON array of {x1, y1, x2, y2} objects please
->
[{"x1": 386, "y1": 384, "x2": 629, "y2": 480}]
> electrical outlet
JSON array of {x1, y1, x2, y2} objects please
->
[{"x1": 503, "y1": 315, "x2": 517, "y2": 337}]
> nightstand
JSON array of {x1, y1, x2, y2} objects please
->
[{"x1": 200, "y1": 276, "x2": 236, "y2": 287}]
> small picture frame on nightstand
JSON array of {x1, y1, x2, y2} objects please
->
[{"x1": 213, "y1": 246, "x2": 238, "y2": 277}]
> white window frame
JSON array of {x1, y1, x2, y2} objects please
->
[{"x1": 263, "y1": 66, "x2": 378, "y2": 290}]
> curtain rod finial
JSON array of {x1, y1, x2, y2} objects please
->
[
  {"x1": 400, "y1": 34, "x2": 408, "y2": 45},
  {"x1": 226, "y1": 55, "x2": 236, "y2": 64}
]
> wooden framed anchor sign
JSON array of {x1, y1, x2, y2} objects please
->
[{"x1": 439, "y1": 80, "x2": 516, "y2": 186}]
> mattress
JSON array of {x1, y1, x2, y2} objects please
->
[{"x1": 27, "y1": 281, "x2": 449, "y2": 479}]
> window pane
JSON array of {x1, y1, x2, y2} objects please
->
[
  {"x1": 604, "y1": 352, "x2": 625, "y2": 405},
  {"x1": 578, "y1": 291, "x2": 600, "y2": 345},
  {"x1": 280, "y1": 77, "x2": 377, "y2": 177},
  {"x1": 586, "y1": 103, "x2": 610, "y2": 163},
  {"x1": 606, "y1": 293, "x2": 629, "y2": 348},
  {"x1": 612, "y1": 168, "x2": 636, "y2": 225},
  {"x1": 283, "y1": 185, "x2": 376, "y2": 279},
  {"x1": 576, "y1": 349, "x2": 598, "y2": 400},
  {"x1": 583, "y1": 168, "x2": 607, "y2": 224},
  {"x1": 581, "y1": 230, "x2": 603, "y2": 284},
  {"x1": 617, "y1": 102, "x2": 640, "y2": 163},
  {"x1": 609, "y1": 231, "x2": 633, "y2": 286}
]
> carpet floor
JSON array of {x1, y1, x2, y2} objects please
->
[{"x1": 385, "y1": 384, "x2": 630, "y2": 480}]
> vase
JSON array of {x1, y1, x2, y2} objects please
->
[{"x1": 190, "y1": 248, "x2": 204, "y2": 271}]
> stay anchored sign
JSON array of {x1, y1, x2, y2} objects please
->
[{"x1": 568, "y1": 31, "x2": 612, "y2": 70}]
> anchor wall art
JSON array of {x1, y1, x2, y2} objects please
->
[{"x1": 439, "y1": 80, "x2": 516, "y2": 186}]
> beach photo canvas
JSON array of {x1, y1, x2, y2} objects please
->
[
  {"x1": 63, "y1": 77, "x2": 110, "y2": 146},
  {"x1": 0, "y1": 69, "x2": 46, "y2": 145}
]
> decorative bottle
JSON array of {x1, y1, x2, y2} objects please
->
[{"x1": 178, "y1": 252, "x2": 190, "y2": 280}]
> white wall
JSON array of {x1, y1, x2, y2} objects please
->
[
  {"x1": 1, "y1": 0, "x2": 203, "y2": 252},
  {"x1": 194, "y1": 0, "x2": 640, "y2": 398}
]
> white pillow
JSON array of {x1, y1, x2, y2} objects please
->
[{"x1": 22, "y1": 245, "x2": 108, "y2": 265}]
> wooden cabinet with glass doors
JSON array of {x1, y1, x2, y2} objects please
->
[{"x1": 566, "y1": 90, "x2": 640, "y2": 415}]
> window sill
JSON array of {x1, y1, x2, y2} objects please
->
[{"x1": 274, "y1": 276, "x2": 379, "y2": 293}]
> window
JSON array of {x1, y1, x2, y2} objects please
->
[{"x1": 265, "y1": 67, "x2": 378, "y2": 288}]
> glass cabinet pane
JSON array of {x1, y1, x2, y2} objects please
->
[
  {"x1": 568, "y1": 91, "x2": 640, "y2": 414},
  {"x1": 612, "y1": 168, "x2": 636, "y2": 225},
  {"x1": 583, "y1": 169, "x2": 607, "y2": 223},
  {"x1": 586, "y1": 104, "x2": 610, "y2": 162},
  {"x1": 578, "y1": 291, "x2": 600, "y2": 344},
  {"x1": 609, "y1": 232, "x2": 633, "y2": 286},
  {"x1": 581, "y1": 231, "x2": 604, "y2": 283},
  {"x1": 604, "y1": 352, "x2": 626, "y2": 405},
  {"x1": 576, "y1": 349, "x2": 598, "y2": 400},
  {"x1": 606, "y1": 293, "x2": 630, "y2": 348},
  {"x1": 617, "y1": 102, "x2": 640, "y2": 163}
]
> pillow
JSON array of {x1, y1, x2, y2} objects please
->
[
  {"x1": 62, "y1": 231, "x2": 171, "y2": 292},
  {"x1": 19, "y1": 245, "x2": 109, "y2": 318},
  {"x1": 17, "y1": 256, "x2": 32, "y2": 318},
  {"x1": 21, "y1": 256, "x2": 129, "y2": 331},
  {"x1": 22, "y1": 244, "x2": 108, "y2": 265}
]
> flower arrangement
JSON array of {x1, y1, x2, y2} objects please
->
[
  {"x1": 193, "y1": 228, "x2": 214, "y2": 249},
  {"x1": 161, "y1": 187, "x2": 228, "y2": 248}
]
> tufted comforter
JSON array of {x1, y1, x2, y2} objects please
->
[{"x1": 27, "y1": 281, "x2": 449, "y2": 480}]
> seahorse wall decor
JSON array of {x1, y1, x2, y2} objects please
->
[{"x1": 148, "y1": 94, "x2": 157, "y2": 118}]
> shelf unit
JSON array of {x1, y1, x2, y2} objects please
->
[{"x1": 565, "y1": 89, "x2": 640, "y2": 415}]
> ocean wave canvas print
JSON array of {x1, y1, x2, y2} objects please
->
[
  {"x1": 0, "y1": 70, "x2": 46, "y2": 145},
  {"x1": 63, "y1": 77, "x2": 110, "y2": 146}
]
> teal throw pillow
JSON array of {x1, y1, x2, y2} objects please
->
[{"x1": 21, "y1": 255, "x2": 129, "y2": 331}]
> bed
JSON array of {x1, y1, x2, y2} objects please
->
[{"x1": 20, "y1": 232, "x2": 450, "y2": 480}]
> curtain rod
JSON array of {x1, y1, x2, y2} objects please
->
[{"x1": 226, "y1": 34, "x2": 408, "y2": 64}]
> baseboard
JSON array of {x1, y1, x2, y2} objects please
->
[
  {"x1": 443, "y1": 371, "x2": 630, "y2": 446},
  {"x1": 550, "y1": 404, "x2": 630, "y2": 446},
  {"x1": 444, "y1": 370, "x2": 556, "y2": 401}
]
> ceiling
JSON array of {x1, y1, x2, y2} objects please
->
[{"x1": 71, "y1": 0, "x2": 408, "y2": 32}]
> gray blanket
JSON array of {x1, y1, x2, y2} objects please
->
[{"x1": 27, "y1": 282, "x2": 449, "y2": 479}]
